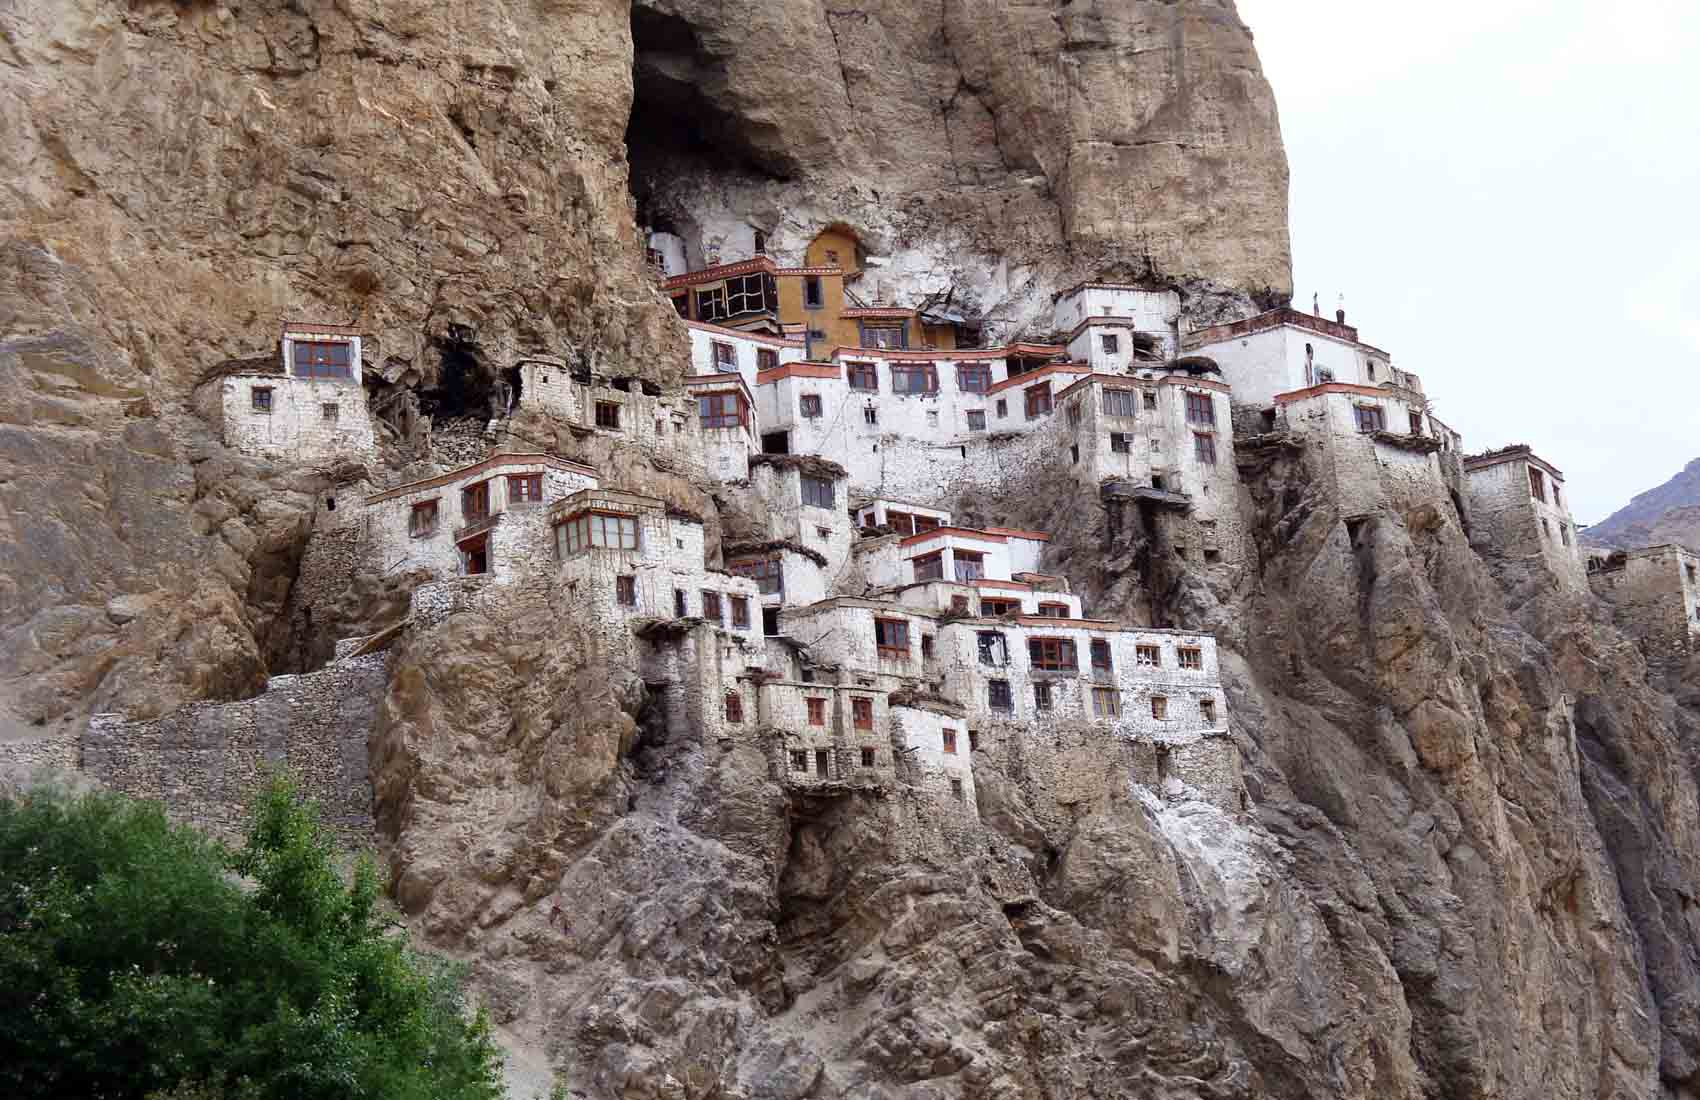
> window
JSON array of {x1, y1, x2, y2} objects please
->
[
  {"x1": 1151, "y1": 695, "x2": 1168, "y2": 720},
  {"x1": 410, "y1": 500, "x2": 439, "y2": 538},
  {"x1": 815, "y1": 526, "x2": 829, "y2": 539},
  {"x1": 852, "y1": 698, "x2": 873, "y2": 729},
  {"x1": 1135, "y1": 644, "x2": 1160, "y2": 667},
  {"x1": 913, "y1": 551, "x2": 944, "y2": 581},
  {"x1": 874, "y1": 618, "x2": 910, "y2": 658},
  {"x1": 753, "y1": 229, "x2": 766, "y2": 255},
  {"x1": 462, "y1": 481, "x2": 492, "y2": 522},
  {"x1": 1033, "y1": 681, "x2": 1053, "y2": 711},
  {"x1": 954, "y1": 551, "x2": 984, "y2": 583},
  {"x1": 804, "y1": 277, "x2": 823, "y2": 308},
  {"x1": 508, "y1": 473, "x2": 543, "y2": 504},
  {"x1": 1036, "y1": 602, "x2": 1068, "y2": 618},
  {"x1": 949, "y1": 778, "x2": 964, "y2": 802},
  {"x1": 1111, "y1": 432, "x2": 1132, "y2": 453},
  {"x1": 968, "y1": 729, "x2": 979, "y2": 751},
  {"x1": 1185, "y1": 392, "x2": 1215, "y2": 426},
  {"x1": 1101, "y1": 333, "x2": 1120, "y2": 355},
  {"x1": 1558, "y1": 523, "x2": 1571, "y2": 547},
  {"x1": 825, "y1": 249, "x2": 840, "y2": 265},
  {"x1": 987, "y1": 680, "x2": 1013, "y2": 711},
  {"x1": 977, "y1": 631, "x2": 1008, "y2": 667},
  {"x1": 730, "y1": 596, "x2": 750, "y2": 628},
  {"x1": 942, "y1": 729, "x2": 958, "y2": 754},
  {"x1": 1090, "y1": 639, "x2": 1112, "y2": 671},
  {"x1": 800, "y1": 476, "x2": 835, "y2": 508},
  {"x1": 317, "y1": 400, "x2": 339, "y2": 421},
  {"x1": 926, "y1": 410, "x2": 939, "y2": 428},
  {"x1": 1541, "y1": 518, "x2": 1552, "y2": 540},
  {"x1": 966, "y1": 410, "x2": 987, "y2": 431},
  {"x1": 862, "y1": 324, "x2": 906, "y2": 350},
  {"x1": 1200, "y1": 698, "x2": 1216, "y2": 725},
  {"x1": 595, "y1": 401, "x2": 621, "y2": 430},
  {"x1": 1067, "y1": 400, "x2": 1083, "y2": 427},
  {"x1": 616, "y1": 575, "x2": 637, "y2": 606},
  {"x1": 995, "y1": 398, "x2": 1008, "y2": 419},
  {"x1": 713, "y1": 341, "x2": 736, "y2": 368},
  {"x1": 554, "y1": 511, "x2": 639, "y2": 555},
  {"x1": 703, "y1": 591, "x2": 722, "y2": 622},
  {"x1": 291, "y1": 339, "x2": 353, "y2": 379},
  {"x1": 921, "y1": 634, "x2": 935, "y2": 660},
  {"x1": 1070, "y1": 444, "x2": 1079, "y2": 464},
  {"x1": 861, "y1": 747, "x2": 876, "y2": 767},
  {"x1": 790, "y1": 750, "x2": 808, "y2": 772},
  {"x1": 1029, "y1": 637, "x2": 1077, "y2": 671},
  {"x1": 863, "y1": 406, "x2": 878, "y2": 425},
  {"x1": 645, "y1": 246, "x2": 665, "y2": 272},
  {"x1": 724, "y1": 691, "x2": 743, "y2": 723},
  {"x1": 698, "y1": 391, "x2": 746, "y2": 429},
  {"x1": 1024, "y1": 383, "x2": 1053, "y2": 419},
  {"x1": 800, "y1": 394, "x2": 823, "y2": 418},
  {"x1": 846, "y1": 362, "x2": 878, "y2": 391},
  {"x1": 891, "y1": 362, "x2": 938, "y2": 395},
  {"x1": 1349, "y1": 405, "x2": 1384, "y2": 433},
  {"x1": 461, "y1": 534, "x2": 489, "y2": 575},
  {"x1": 1529, "y1": 467, "x2": 1547, "y2": 502},
  {"x1": 957, "y1": 364, "x2": 992, "y2": 393},
  {"x1": 1178, "y1": 646, "x2": 1203, "y2": 670},
  {"x1": 951, "y1": 595, "x2": 970, "y2": 613},
  {"x1": 250, "y1": 386, "x2": 273, "y2": 413},
  {"x1": 728, "y1": 556, "x2": 782, "y2": 595},
  {"x1": 1408, "y1": 411, "x2": 1424, "y2": 436},
  {"x1": 757, "y1": 347, "x2": 778, "y2": 371},
  {"x1": 1102, "y1": 388, "x2": 1138, "y2": 418},
  {"x1": 981, "y1": 598, "x2": 1018, "y2": 617},
  {"x1": 1092, "y1": 688, "x2": 1121, "y2": 717},
  {"x1": 674, "y1": 589, "x2": 688, "y2": 617},
  {"x1": 1194, "y1": 432, "x2": 1217, "y2": 466},
  {"x1": 806, "y1": 697, "x2": 827, "y2": 726},
  {"x1": 815, "y1": 750, "x2": 830, "y2": 776},
  {"x1": 1553, "y1": 484, "x2": 1562, "y2": 508},
  {"x1": 1144, "y1": 391, "x2": 1158, "y2": 410}
]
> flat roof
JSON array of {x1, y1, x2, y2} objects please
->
[
  {"x1": 1183, "y1": 307, "x2": 1390, "y2": 358},
  {"x1": 685, "y1": 320, "x2": 804, "y2": 348},
  {"x1": 1462, "y1": 444, "x2": 1567, "y2": 480},
  {"x1": 366, "y1": 453, "x2": 597, "y2": 505}
]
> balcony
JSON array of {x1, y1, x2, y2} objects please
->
[{"x1": 454, "y1": 510, "x2": 504, "y2": 543}]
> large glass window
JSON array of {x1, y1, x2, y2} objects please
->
[
  {"x1": 1185, "y1": 391, "x2": 1216, "y2": 426},
  {"x1": 956, "y1": 364, "x2": 992, "y2": 392},
  {"x1": 800, "y1": 476, "x2": 835, "y2": 508},
  {"x1": 846, "y1": 362, "x2": 878, "y2": 392},
  {"x1": 291, "y1": 339, "x2": 353, "y2": 379},
  {"x1": 1102, "y1": 388, "x2": 1139, "y2": 418},
  {"x1": 554, "y1": 511, "x2": 639, "y2": 556},
  {"x1": 729, "y1": 556, "x2": 782, "y2": 594},
  {"x1": 1028, "y1": 637, "x2": 1078, "y2": 671},
  {"x1": 891, "y1": 363, "x2": 938, "y2": 395},
  {"x1": 698, "y1": 391, "x2": 746, "y2": 429}
]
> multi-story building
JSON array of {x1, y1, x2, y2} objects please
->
[
  {"x1": 1463, "y1": 445, "x2": 1586, "y2": 587},
  {"x1": 210, "y1": 321, "x2": 376, "y2": 465},
  {"x1": 1588, "y1": 544, "x2": 1700, "y2": 660}
]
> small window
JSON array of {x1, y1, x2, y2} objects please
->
[
  {"x1": 757, "y1": 347, "x2": 778, "y2": 371},
  {"x1": 1028, "y1": 637, "x2": 1077, "y2": 671},
  {"x1": 1541, "y1": 518, "x2": 1552, "y2": 540},
  {"x1": 1529, "y1": 467, "x2": 1547, "y2": 502},
  {"x1": 863, "y1": 406, "x2": 878, "y2": 426},
  {"x1": 816, "y1": 749, "x2": 831, "y2": 776},
  {"x1": 410, "y1": 500, "x2": 439, "y2": 538},
  {"x1": 1036, "y1": 602, "x2": 1068, "y2": 618},
  {"x1": 462, "y1": 534, "x2": 490, "y2": 576},
  {"x1": 1560, "y1": 524, "x2": 1572, "y2": 547},
  {"x1": 1033, "y1": 681, "x2": 1053, "y2": 711},
  {"x1": 926, "y1": 410, "x2": 939, "y2": 428},
  {"x1": 951, "y1": 595, "x2": 970, "y2": 613},
  {"x1": 874, "y1": 618, "x2": 910, "y2": 658},
  {"x1": 800, "y1": 475, "x2": 835, "y2": 508},
  {"x1": 807, "y1": 697, "x2": 827, "y2": 726},
  {"x1": 1200, "y1": 698, "x2": 1217, "y2": 725},
  {"x1": 956, "y1": 364, "x2": 992, "y2": 393},
  {"x1": 949, "y1": 778, "x2": 964, "y2": 802},
  {"x1": 966, "y1": 410, "x2": 987, "y2": 431},
  {"x1": 1111, "y1": 432, "x2": 1132, "y2": 453},
  {"x1": 921, "y1": 634, "x2": 935, "y2": 660},
  {"x1": 1367, "y1": 361, "x2": 1377, "y2": 380},
  {"x1": 790, "y1": 750, "x2": 808, "y2": 772},
  {"x1": 815, "y1": 526, "x2": 829, "y2": 539},
  {"x1": 1408, "y1": 411, "x2": 1424, "y2": 436},
  {"x1": 846, "y1": 362, "x2": 878, "y2": 391},
  {"x1": 251, "y1": 387, "x2": 273, "y2": 412},
  {"x1": 804, "y1": 277, "x2": 823, "y2": 308},
  {"x1": 1091, "y1": 687, "x2": 1120, "y2": 717},
  {"x1": 1151, "y1": 695, "x2": 1168, "y2": 720},
  {"x1": 800, "y1": 394, "x2": 823, "y2": 418},
  {"x1": 1090, "y1": 639, "x2": 1112, "y2": 671},
  {"x1": 995, "y1": 398, "x2": 1008, "y2": 419},
  {"x1": 987, "y1": 680, "x2": 1013, "y2": 711},
  {"x1": 860, "y1": 747, "x2": 876, "y2": 767},
  {"x1": 595, "y1": 401, "x2": 621, "y2": 430},
  {"x1": 321, "y1": 403, "x2": 339, "y2": 422},
  {"x1": 616, "y1": 575, "x2": 637, "y2": 606},
  {"x1": 942, "y1": 729, "x2": 957, "y2": 754},
  {"x1": 674, "y1": 589, "x2": 688, "y2": 617},
  {"x1": 1143, "y1": 391, "x2": 1158, "y2": 411},
  {"x1": 1553, "y1": 484, "x2": 1562, "y2": 508},
  {"x1": 1194, "y1": 432, "x2": 1217, "y2": 466},
  {"x1": 1135, "y1": 644, "x2": 1160, "y2": 667},
  {"x1": 852, "y1": 697, "x2": 873, "y2": 729},
  {"x1": 968, "y1": 729, "x2": 979, "y2": 751},
  {"x1": 508, "y1": 473, "x2": 543, "y2": 504},
  {"x1": 1178, "y1": 646, "x2": 1203, "y2": 670},
  {"x1": 1100, "y1": 333, "x2": 1119, "y2": 355},
  {"x1": 730, "y1": 596, "x2": 751, "y2": 628},
  {"x1": 703, "y1": 591, "x2": 723, "y2": 622},
  {"x1": 461, "y1": 481, "x2": 492, "y2": 521},
  {"x1": 1354, "y1": 405, "x2": 1384, "y2": 433},
  {"x1": 753, "y1": 229, "x2": 767, "y2": 255},
  {"x1": 1024, "y1": 383, "x2": 1053, "y2": 420},
  {"x1": 725, "y1": 691, "x2": 743, "y2": 723},
  {"x1": 913, "y1": 551, "x2": 944, "y2": 582},
  {"x1": 977, "y1": 630, "x2": 1009, "y2": 666},
  {"x1": 1070, "y1": 444, "x2": 1079, "y2": 464},
  {"x1": 1185, "y1": 392, "x2": 1215, "y2": 426},
  {"x1": 980, "y1": 598, "x2": 1018, "y2": 618},
  {"x1": 1102, "y1": 388, "x2": 1138, "y2": 417},
  {"x1": 1067, "y1": 400, "x2": 1083, "y2": 427},
  {"x1": 713, "y1": 341, "x2": 736, "y2": 368}
]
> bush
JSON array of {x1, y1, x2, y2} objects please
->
[{"x1": 0, "y1": 777, "x2": 504, "y2": 1100}]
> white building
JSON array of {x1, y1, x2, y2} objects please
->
[
  {"x1": 213, "y1": 322, "x2": 376, "y2": 465},
  {"x1": 1051, "y1": 282, "x2": 1181, "y2": 370},
  {"x1": 684, "y1": 321, "x2": 805, "y2": 391},
  {"x1": 1182, "y1": 307, "x2": 1415, "y2": 408}
]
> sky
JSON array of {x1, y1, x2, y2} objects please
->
[{"x1": 1233, "y1": 0, "x2": 1700, "y2": 525}]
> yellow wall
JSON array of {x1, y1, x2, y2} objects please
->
[
  {"x1": 776, "y1": 272, "x2": 858, "y2": 355},
  {"x1": 805, "y1": 227, "x2": 862, "y2": 274}
]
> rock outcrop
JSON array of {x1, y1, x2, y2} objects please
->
[{"x1": 1584, "y1": 456, "x2": 1700, "y2": 551}]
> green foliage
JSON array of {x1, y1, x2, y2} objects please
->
[{"x1": 0, "y1": 777, "x2": 505, "y2": 1100}]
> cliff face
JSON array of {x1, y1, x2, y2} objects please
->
[{"x1": 1585, "y1": 457, "x2": 1700, "y2": 552}]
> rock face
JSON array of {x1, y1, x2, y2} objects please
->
[
  {"x1": 1585, "y1": 456, "x2": 1700, "y2": 551},
  {"x1": 9, "y1": 4, "x2": 1700, "y2": 1100}
]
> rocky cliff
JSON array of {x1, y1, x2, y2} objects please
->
[
  {"x1": 1585, "y1": 457, "x2": 1700, "y2": 552},
  {"x1": 8, "y1": 4, "x2": 1700, "y2": 1100}
]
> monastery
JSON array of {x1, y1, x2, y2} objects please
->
[{"x1": 99, "y1": 218, "x2": 1692, "y2": 839}]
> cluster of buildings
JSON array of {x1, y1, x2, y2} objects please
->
[{"x1": 177, "y1": 220, "x2": 1693, "y2": 836}]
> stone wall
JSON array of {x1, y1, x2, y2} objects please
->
[
  {"x1": 1590, "y1": 545, "x2": 1700, "y2": 662},
  {"x1": 81, "y1": 655, "x2": 387, "y2": 844},
  {"x1": 1465, "y1": 453, "x2": 1587, "y2": 589},
  {"x1": 218, "y1": 373, "x2": 377, "y2": 466}
]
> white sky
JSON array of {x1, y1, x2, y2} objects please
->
[{"x1": 1233, "y1": 0, "x2": 1700, "y2": 524}]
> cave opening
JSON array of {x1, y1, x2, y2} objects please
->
[{"x1": 420, "y1": 333, "x2": 501, "y2": 422}]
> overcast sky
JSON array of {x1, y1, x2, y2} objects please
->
[{"x1": 1233, "y1": 0, "x2": 1700, "y2": 525}]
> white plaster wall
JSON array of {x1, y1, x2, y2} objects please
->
[
  {"x1": 221, "y1": 375, "x2": 376, "y2": 465},
  {"x1": 1464, "y1": 457, "x2": 1587, "y2": 588},
  {"x1": 1186, "y1": 328, "x2": 1296, "y2": 406},
  {"x1": 686, "y1": 325, "x2": 805, "y2": 388},
  {"x1": 896, "y1": 532, "x2": 1013, "y2": 587},
  {"x1": 857, "y1": 500, "x2": 953, "y2": 528},
  {"x1": 1004, "y1": 535, "x2": 1049, "y2": 575},
  {"x1": 1278, "y1": 390, "x2": 1443, "y2": 518},
  {"x1": 891, "y1": 705, "x2": 976, "y2": 809}
]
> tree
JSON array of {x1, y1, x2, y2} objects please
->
[{"x1": 0, "y1": 777, "x2": 505, "y2": 1100}]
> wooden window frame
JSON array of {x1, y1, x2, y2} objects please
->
[
  {"x1": 712, "y1": 341, "x2": 737, "y2": 368},
  {"x1": 799, "y1": 393, "x2": 823, "y2": 418},
  {"x1": 1033, "y1": 681, "x2": 1053, "y2": 711},
  {"x1": 1185, "y1": 391, "x2": 1216, "y2": 427},
  {"x1": 615, "y1": 575, "x2": 637, "y2": 606},
  {"x1": 1067, "y1": 400, "x2": 1083, "y2": 426},
  {"x1": 1178, "y1": 646, "x2": 1203, "y2": 671},
  {"x1": 728, "y1": 555, "x2": 782, "y2": 595},
  {"x1": 1110, "y1": 432, "x2": 1132, "y2": 453},
  {"x1": 1102, "y1": 388, "x2": 1138, "y2": 418},
  {"x1": 508, "y1": 473, "x2": 543, "y2": 504},
  {"x1": 953, "y1": 550, "x2": 984, "y2": 583},
  {"x1": 1135, "y1": 644, "x2": 1161, "y2": 667},
  {"x1": 890, "y1": 362, "x2": 938, "y2": 395},
  {"x1": 724, "y1": 690, "x2": 743, "y2": 724},
  {"x1": 1090, "y1": 639, "x2": 1112, "y2": 671},
  {"x1": 980, "y1": 597, "x2": 1018, "y2": 617},
  {"x1": 846, "y1": 361, "x2": 878, "y2": 391},
  {"x1": 461, "y1": 480, "x2": 492, "y2": 522},
  {"x1": 594, "y1": 401, "x2": 622, "y2": 430},
  {"x1": 966, "y1": 410, "x2": 987, "y2": 431},
  {"x1": 995, "y1": 398, "x2": 1008, "y2": 418},
  {"x1": 460, "y1": 533, "x2": 490, "y2": 576},
  {"x1": 702, "y1": 591, "x2": 723, "y2": 622},
  {"x1": 1143, "y1": 391, "x2": 1158, "y2": 410},
  {"x1": 942, "y1": 729, "x2": 958, "y2": 755},
  {"x1": 250, "y1": 386, "x2": 273, "y2": 413},
  {"x1": 1194, "y1": 431, "x2": 1217, "y2": 466},
  {"x1": 1100, "y1": 333, "x2": 1119, "y2": 355},
  {"x1": 1408, "y1": 411, "x2": 1425, "y2": 436},
  {"x1": 698, "y1": 391, "x2": 747, "y2": 430},
  {"x1": 789, "y1": 749, "x2": 808, "y2": 772},
  {"x1": 800, "y1": 475, "x2": 835, "y2": 509},
  {"x1": 956, "y1": 364, "x2": 992, "y2": 393},
  {"x1": 1028, "y1": 637, "x2": 1078, "y2": 672},
  {"x1": 291, "y1": 339, "x2": 354, "y2": 380},
  {"x1": 806, "y1": 697, "x2": 827, "y2": 726},
  {"x1": 1151, "y1": 695, "x2": 1169, "y2": 720},
  {"x1": 1529, "y1": 467, "x2": 1547, "y2": 502},
  {"x1": 1353, "y1": 404, "x2": 1384, "y2": 433},
  {"x1": 756, "y1": 347, "x2": 779, "y2": 371},
  {"x1": 804, "y1": 277, "x2": 823, "y2": 309},
  {"x1": 1092, "y1": 687, "x2": 1121, "y2": 717},
  {"x1": 554, "y1": 509, "x2": 640, "y2": 555},
  {"x1": 874, "y1": 617, "x2": 910, "y2": 659},
  {"x1": 1036, "y1": 602, "x2": 1068, "y2": 618},
  {"x1": 912, "y1": 551, "x2": 944, "y2": 582},
  {"x1": 987, "y1": 679, "x2": 1013, "y2": 712},
  {"x1": 409, "y1": 499, "x2": 439, "y2": 538},
  {"x1": 730, "y1": 595, "x2": 751, "y2": 628},
  {"x1": 1024, "y1": 382, "x2": 1053, "y2": 420},
  {"x1": 861, "y1": 747, "x2": 876, "y2": 767},
  {"x1": 852, "y1": 697, "x2": 873, "y2": 729},
  {"x1": 1200, "y1": 698, "x2": 1217, "y2": 725}
]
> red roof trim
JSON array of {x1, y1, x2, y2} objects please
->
[
  {"x1": 900, "y1": 526, "x2": 1010, "y2": 548},
  {"x1": 983, "y1": 527, "x2": 1052, "y2": 541},
  {"x1": 841, "y1": 307, "x2": 916, "y2": 319},
  {"x1": 986, "y1": 361, "x2": 1090, "y2": 395},
  {"x1": 685, "y1": 320, "x2": 804, "y2": 348},
  {"x1": 758, "y1": 361, "x2": 841, "y2": 385},
  {"x1": 662, "y1": 257, "x2": 777, "y2": 290},
  {"x1": 1274, "y1": 382, "x2": 1403, "y2": 405},
  {"x1": 367, "y1": 453, "x2": 596, "y2": 505},
  {"x1": 827, "y1": 342, "x2": 1064, "y2": 363}
]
